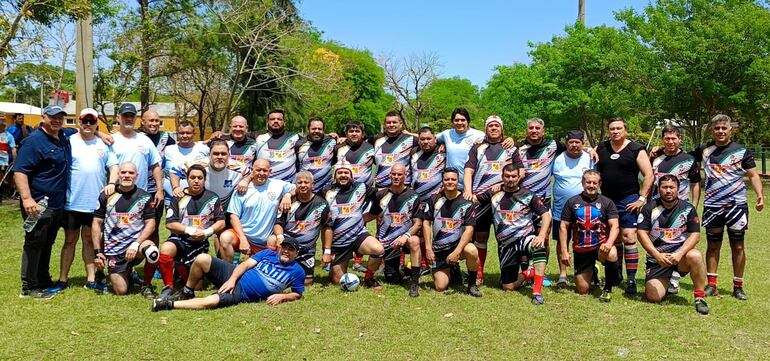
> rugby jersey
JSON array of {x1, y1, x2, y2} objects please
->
[
  {"x1": 371, "y1": 132, "x2": 417, "y2": 188},
  {"x1": 560, "y1": 194, "x2": 619, "y2": 253},
  {"x1": 516, "y1": 138, "x2": 565, "y2": 201},
  {"x1": 333, "y1": 140, "x2": 375, "y2": 186},
  {"x1": 296, "y1": 135, "x2": 337, "y2": 193},
  {"x1": 637, "y1": 199, "x2": 700, "y2": 264},
  {"x1": 476, "y1": 188, "x2": 550, "y2": 246},
  {"x1": 94, "y1": 187, "x2": 155, "y2": 256},
  {"x1": 276, "y1": 194, "x2": 330, "y2": 255},
  {"x1": 465, "y1": 141, "x2": 523, "y2": 216},
  {"x1": 143, "y1": 130, "x2": 175, "y2": 193},
  {"x1": 411, "y1": 146, "x2": 446, "y2": 203},
  {"x1": 368, "y1": 187, "x2": 420, "y2": 246},
  {"x1": 651, "y1": 151, "x2": 700, "y2": 201},
  {"x1": 324, "y1": 183, "x2": 376, "y2": 247},
  {"x1": 166, "y1": 190, "x2": 224, "y2": 241},
  {"x1": 417, "y1": 193, "x2": 476, "y2": 251},
  {"x1": 254, "y1": 131, "x2": 300, "y2": 183},
  {"x1": 692, "y1": 141, "x2": 755, "y2": 207}
]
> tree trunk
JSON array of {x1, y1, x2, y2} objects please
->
[
  {"x1": 139, "y1": 0, "x2": 150, "y2": 113},
  {"x1": 197, "y1": 90, "x2": 207, "y2": 140},
  {"x1": 578, "y1": 0, "x2": 586, "y2": 24}
]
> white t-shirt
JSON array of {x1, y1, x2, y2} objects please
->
[
  {"x1": 66, "y1": 134, "x2": 119, "y2": 212},
  {"x1": 111, "y1": 132, "x2": 161, "y2": 191},
  {"x1": 437, "y1": 128, "x2": 485, "y2": 189}
]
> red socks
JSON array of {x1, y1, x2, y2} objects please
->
[
  {"x1": 533, "y1": 274, "x2": 544, "y2": 296},
  {"x1": 364, "y1": 270, "x2": 375, "y2": 281},
  {"x1": 694, "y1": 289, "x2": 705, "y2": 298},
  {"x1": 158, "y1": 254, "x2": 174, "y2": 288},
  {"x1": 733, "y1": 277, "x2": 744, "y2": 288},
  {"x1": 143, "y1": 262, "x2": 157, "y2": 285},
  {"x1": 707, "y1": 273, "x2": 718, "y2": 287},
  {"x1": 477, "y1": 245, "x2": 487, "y2": 281}
]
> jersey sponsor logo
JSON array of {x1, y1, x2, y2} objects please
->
[
  {"x1": 464, "y1": 137, "x2": 475, "y2": 145},
  {"x1": 437, "y1": 217, "x2": 457, "y2": 230},
  {"x1": 387, "y1": 212, "x2": 408, "y2": 224},
  {"x1": 335, "y1": 203, "x2": 353, "y2": 215},
  {"x1": 419, "y1": 171, "x2": 431, "y2": 180},
  {"x1": 271, "y1": 150, "x2": 285, "y2": 159},
  {"x1": 224, "y1": 179, "x2": 233, "y2": 187}
]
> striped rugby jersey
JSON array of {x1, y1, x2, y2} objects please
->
[
  {"x1": 637, "y1": 199, "x2": 700, "y2": 264},
  {"x1": 333, "y1": 141, "x2": 375, "y2": 186},
  {"x1": 411, "y1": 147, "x2": 446, "y2": 203},
  {"x1": 166, "y1": 190, "x2": 224, "y2": 242},
  {"x1": 369, "y1": 187, "x2": 420, "y2": 246},
  {"x1": 418, "y1": 193, "x2": 476, "y2": 252},
  {"x1": 296, "y1": 136, "x2": 337, "y2": 193},
  {"x1": 94, "y1": 187, "x2": 155, "y2": 256},
  {"x1": 651, "y1": 151, "x2": 700, "y2": 202},
  {"x1": 254, "y1": 131, "x2": 300, "y2": 183},
  {"x1": 516, "y1": 138, "x2": 565, "y2": 201},
  {"x1": 276, "y1": 194, "x2": 330, "y2": 255},
  {"x1": 693, "y1": 141, "x2": 755, "y2": 207},
  {"x1": 324, "y1": 183, "x2": 376, "y2": 247},
  {"x1": 476, "y1": 188, "x2": 550, "y2": 246},
  {"x1": 371, "y1": 133, "x2": 417, "y2": 188}
]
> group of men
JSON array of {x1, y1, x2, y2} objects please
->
[{"x1": 11, "y1": 104, "x2": 763, "y2": 315}]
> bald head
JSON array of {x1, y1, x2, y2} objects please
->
[
  {"x1": 252, "y1": 159, "x2": 271, "y2": 186},
  {"x1": 118, "y1": 162, "x2": 138, "y2": 188},
  {"x1": 141, "y1": 110, "x2": 161, "y2": 134},
  {"x1": 389, "y1": 163, "x2": 407, "y2": 188},
  {"x1": 230, "y1": 115, "x2": 248, "y2": 140}
]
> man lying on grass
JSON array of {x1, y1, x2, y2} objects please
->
[{"x1": 152, "y1": 238, "x2": 305, "y2": 311}]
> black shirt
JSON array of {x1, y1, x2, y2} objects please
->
[{"x1": 596, "y1": 140, "x2": 645, "y2": 200}]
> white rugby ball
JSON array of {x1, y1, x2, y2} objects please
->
[{"x1": 340, "y1": 273, "x2": 360, "y2": 292}]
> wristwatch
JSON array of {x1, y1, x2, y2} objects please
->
[{"x1": 638, "y1": 195, "x2": 647, "y2": 205}]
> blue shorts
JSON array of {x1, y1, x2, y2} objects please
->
[
  {"x1": 205, "y1": 257, "x2": 243, "y2": 308},
  {"x1": 613, "y1": 193, "x2": 640, "y2": 229}
]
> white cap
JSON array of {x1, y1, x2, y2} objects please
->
[
  {"x1": 79, "y1": 108, "x2": 99, "y2": 120},
  {"x1": 485, "y1": 115, "x2": 503, "y2": 129}
]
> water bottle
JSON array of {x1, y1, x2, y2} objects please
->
[
  {"x1": 22, "y1": 196, "x2": 48, "y2": 232},
  {"x1": 232, "y1": 251, "x2": 241, "y2": 266}
]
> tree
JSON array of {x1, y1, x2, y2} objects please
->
[
  {"x1": 379, "y1": 52, "x2": 441, "y2": 131},
  {"x1": 422, "y1": 77, "x2": 481, "y2": 131}
]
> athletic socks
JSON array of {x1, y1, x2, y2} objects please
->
[
  {"x1": 604, "y1": 261, "x2": 619, "y2": 292},
  {"x1": 623, "y1": 244, "x2": 639, "y2": 281},
  {"x1": 694, "y1": 289, "x2": 705, "y2": 299},
  {"x1": 143, "y1": 262, "x2": 157, "y2": 285},
  {"x1": 733, "y1": 277, "x2": 744, "y2": 288},
  {"x1": 707, "y1": 273, "x2": 718, "y2": 287},
  {"x1": 521, "y1": 267, "x2": 535, "y2": 281},
  {"x1": 475, "y1": 242, "x2": 487, "y2": 281},
  {"x1": 670, "y1": 270, "x2": 681, "y2": 289},
  {"x1": 410, "y1": 268, "x2": 420, "y2": 285},
  {"x1": 467, "y1": 270, "x2": 478, "y2": 287},
  {"x1": 364, "y1": 270, "x2": 375, "y2": 281},
  {"x1": 533, "y1": 274, "x2": 544, "y2": 296},
  {"x1": 177, "y1": 265, "x2": 189, "y2": 284},
  {"x1": 354, "y1": 254, "x2": 364, "y2": 265},
  {"x1": 158, "y1": 254, "x2": 175, "y2": 288}
]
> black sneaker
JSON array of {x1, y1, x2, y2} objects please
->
[
  {"x1": 159, "y1": 286, "x2": 178, "y2": 299},
  {"x1": 29, "y1": 289, "x2": 55, "y2": 300},
  {"x1": 420, "y1": 267, "x2": 431, "y2": 276},
  {"x1": 19, "y1": 289, "x2": 31, "y2": 298},
  {"x1": 624, "y1": 280, "x2": 637, "y2": 295},
  {"x1": 363, "y1": 278, "x2": 383, "y2": 291},
  {"x1": 468, "y1": 284, "x2": 482, "y2": 297},
  {"x1": 531, "y1": 294, "x2": 544, "y2": 305},
  {"x1": 695, "y1": 298, "x2": 709, "y2": 315},
  {"x1": 152, "y1": 298, "x2": 174, "y2": 312},
  {"x1": 47, "y1": 281, "x2": 69, "y2": 294},
  {"x1": 140, "y1": 284, "x2": 156, "y2": 299},
  {"x1": 179, "y1": 289, "x2": 195, "y2": 301},
  {"x1": 408, "y1": 283, "x2": 419, "y2": 298},
  {"x1": 704, "y1": 285, "x2": 719, "y2": 297},
  {"x1": 733, "y1": 287, "x2": 748, "y2": 301}
]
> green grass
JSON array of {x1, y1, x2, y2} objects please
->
[{"x1": 1, "y1": 194, "x2": 769, "y2": 360}]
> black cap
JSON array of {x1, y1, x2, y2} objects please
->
[
  {"x1": 118, "y1": 103, "x2": 137, "y2": 115},
  {"x1": 280, "y1": 237, "x2": 300, "y2": 251},
  {"x1": 565, "y1": 130, "x2": 584, "y2": 141}
]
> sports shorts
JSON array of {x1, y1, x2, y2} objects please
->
[
  {"x1": 168, "y1": 236, "x2": 210, "y2": 267},
  {"x1": 331, "y1": 232, "x2": 369, "y2": 267},
  {"x1": 702, "y1": 204, "x2": 749, "y2": 231},
  {"x1": 645, "y1": 261, "x2": 689, "y2": 282},
  {"x1": 573, "y1": 249, "x2": 600, "y2": 276},
  {"x1": 613, "y1": 193, "x2": 640, "y2": 229},
  {"x1": 295, "y1": 252, "x2": 315, "y2": 279},
  {"x1": 62, "y1": 210, "x2": 94, "y2": 230},
  {"x1": 205, "y1": 257, "x2": 243, "y2": 308},
  {"x1": 499, "y1": 236, "x2": 535, "y2": 285},
  {"x1": 106, "y1": 252, "x2": 143, "y2": 274}
]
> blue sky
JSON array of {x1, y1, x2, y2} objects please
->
[{"x1": 297, "y1": 0, "x2": 651, "y2": 87}]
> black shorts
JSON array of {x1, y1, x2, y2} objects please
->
[
  {"x1": 552, "y1": 220, "x2": 572, "y2": 243},
  {"x1": 702, "y1": 204, "x2": 749, "y2": 231},
  {"x1": 205, "y1": 257, "x2": 243, "y2": 307},
  {"x1": 168, "y1": 236, "x2": 210, "y2": 267},
  {"x1": 106, "y1": 253, "x2": 143, "y2": 274},
  {"x1": 431, "y1": 247, "x2": 456, "y2": 271},
  {"x1": 382, "y1": 240, "x2": 410, "y2": 261},
  {"x1": 62, "y1": 210, "x2": 94, "y2": 230},
  {"x1": 474, "y1": 204, "x2": 493, "y2": 233},
  {"x1": 296, "y1": 252, "x2": 315, "y2": 279},
  {"x1": 499, "y1": 237, "x2": 534, "y2": 284},
  {"x1": 532, "y1": 197, "x2": 551, "y2": 230},
  {"x1": 645, "y1": 262, "x2": 689, "y2": 282},
  {"x1": 331, "y1": 232, "x2": 368, "y2": 267},
  {"x1": 573, "y1": 250, "x2": 600, "y2": 276}
]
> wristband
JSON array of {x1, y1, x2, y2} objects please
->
[
  {"x1": 638, "y1": 195, "x2": 647, "y2": 205},
  {"x1": 128, "y1": 242, "x2": 140, "y2": 252},
  {"x1": 323, "y1": 249, "x2": 331, "y2": 255},
  {"x1": 277, "y1": 234, "x2": 285, "y2": 241},
  {"x1": 185, "y1": 226, "x2": 197, "y2": 236},
  {"x1": 203, "y1": 227, "x2": 214, "y2": 238},
  {"x1": 404, "y1": 232, "x2": 411, "y2": 239}
]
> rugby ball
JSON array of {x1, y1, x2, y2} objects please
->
[{"x1": 340, "y1": 273, "x2": 360, "y2": 292}]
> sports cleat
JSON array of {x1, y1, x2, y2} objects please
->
[
  {"x1": 140, "y1": 284, "x2": 156, "y2": 299},
  {"x1": 556, "y1": 276, "x2": 569, "y2": 289},
  {"x1": 84, "y1": 281, "x2": 108, "y2": 293},
  {"x1": 409, "y1": 283, "x2": 420, "y2": 298},
  {"x1": 19, "y1": 289, "x2": 31, "y2": 298},
  {"x1": 733, "y1": 287, "x2": 748, "y2": 301},
  {"x1": 29, "y1": 289, "x2": 55, "y2": 300},
  {"x1": 531, "y1": 294, "x2": 544, "y2": 305},
  {"x1": 600, "y1": 290, "x2": 612, "y2": 302},
  {"x1": 624, "y1": 280, "x2": 637, "y2": 295},
  {"x1": 363, "y1": 278, "x2": 383, "y2": 291},
  {"x1": 704, "y1": 285, "x2": 719, "y2": 297},
  {"x1": 695, "y1": 298, "x2": 709, "y2": 315},
  {"x1": 179, "y1": 289, "x2": 195, "y2": 301},
  {"x1": 158, "y1": 286, "x2": 178, "y2": 299},
  {"x1": 352, "y1": 263, "x2": 368, "y2": 273},
  {"x1": 667, "y1": 281, "x2": 680, "y2": 295},
  {"x1": 152, "y1": 298, "x2": 174, "y2": 312},
  {"x1": 131, "y1": 271, "x2": 142, "y2": 286},
  {"x1": 420, "y1": 267, "x2": 431, "y2": 276},
  {"x1": 468, "y1": 284, "x2": 483, "y2": 298},
  {"x1": 47, "y1": 281, "x2": 69, "y2": 294}
]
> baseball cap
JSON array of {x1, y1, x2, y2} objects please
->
[
  {"x1": 79, "y1": 108, "x2": 99, "y2": 120},
  {"x1": 43, "y1": 105, "x2": 66, "y2": 116},
  {"x1": 118, "y1": 103, "x2": 137, "y2": 115},
  {"x1": 280, "y1": 237, "x2": 300, "y2": 251},
  {"x1": 485, "y1": 115, "x2": 503, "y2": 129}
]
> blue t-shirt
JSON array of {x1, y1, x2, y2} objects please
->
[
  {"x1": 436, "y1": 128, "x2": 485, "y2": 189},
  {"x1": 12, "y1": 128, "x2": 71, "y2": 210},
  {"x1": 0, "y1": 130, "x2": 17, "y2": 165},
  {"x1": 552, "y1": 151, "x2": 594, "y2": 221},
  {"x1": 239, "y1": 250, "x2": 305, "y2": 302},
  {"x1": 227, "y1": 178, "x2": 296, "y2": 247},
  {"x1": 7, "y1": 124, "x2": 33, "y2": 146},
  {"x1": 66, "y1": 134, "x2": 119, "y2": 213}
]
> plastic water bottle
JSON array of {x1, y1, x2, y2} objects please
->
[
  {"x1": 232, "y1": 251, "x2": 241, "y2": 266},
  {"x1": 22, "y1": 196, "x2": 48, "y2": 232}
]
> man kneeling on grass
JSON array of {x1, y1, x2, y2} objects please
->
[
  {"x1": 152, "y1": 238, "x2": 305, "y2": 311},
  {"x1": 637, "y1": 174, "x2": 709, "y2": 315}
]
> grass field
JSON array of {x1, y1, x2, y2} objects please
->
[{"x1": 1, "y1": 194, "x2": 769, "y2": 360}]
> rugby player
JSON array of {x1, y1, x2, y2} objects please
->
[
  {"x1": 559, "y1": 170, "x2": 621, "y2": 302},
  {"x1": 370, "y1": 111, "x2": 417, "y2": 188},
  {"x1": 595, "y1": 117, "x2": 654, "y2": 295},
  {"x1": 253, "y1": 110, "x2": 300, "y2": 183},
  {"x1": 210, "y1": 116, "x2": 259, "y2": 170},
  {"x1": 91, "y1": 162, "x2": 159, "y2": 296},
  {"x1": 475, "y1": 164, "x2": 552, "y2": 305},
  {"x1": 152, "y1": 239, "x2": 305, "y2": 311},
  {"x1": 411, "y1": 126, "x2": 446, "y2": 204},
  {"x1": 296, "y1": 117, "x2": 337, "y2": 194},
  {"x1": 158, "y1": 165, "x2": 225, "y2": 300},
  {"x1": 321, "y1": 166, "x2": 385, "y2": 287},
  {"x1": 418, "y1": 168, "x2": 481, "y2": 297},
  {"x1": 463, "y1": 115, "x2": 523, "y2": 285},
  {"x1": 637, "y1": 175, "x2": 709, "y2": 314},
  {"x1": 219, "y1": 159, "x2": 294, "y2": 262},
  {"x1": 333, "y1": 120, "x2": 375, "y2": 186},
  {"x1": 367, "y1": 164, "x2": 422, "y2": 297},
  {"x1": 692, "y1": 115, "x2": 764, "y2": 300},
  {"x1": 551, "y1": 130, "x2": 594, "y2": 288},
  {"x1": 273, "y1": 171, "x2": 330, "y2": 286}
]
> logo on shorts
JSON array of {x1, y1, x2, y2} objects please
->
[
  {"x1": 108, "y1": 258, "x2": 116, "y2": 268},
  {"x1": 637, "y1": 214, "x2": 644, "y2": 224}
]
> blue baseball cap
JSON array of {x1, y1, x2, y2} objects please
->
[
  {"x1": 43, "y1": 105, "x2": 66, "y2": 116},
  {"x1": 118, "y1": 103, "x2": 137, "y2": 115}
]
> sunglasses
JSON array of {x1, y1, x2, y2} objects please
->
[{"x1": 81, "y1": 117, "x2": 98, "y2": 125}]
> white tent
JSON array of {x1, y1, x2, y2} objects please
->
[{"x1": 0, "y1": 102, "x2": 42, "y2": 115}]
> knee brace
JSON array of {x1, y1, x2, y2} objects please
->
[
  {"x1": 527, "y1": 244, "x2": 548, "y2": 265},
  {"x1": 142, "y1": 245, "x2": 160, "y2": 264},
  {"x1": 706, "y1": 231, "x2": 724, "y2": 244},
  {"x1": 727, "y1": 229, "x2": 745, "y2": 242}
]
